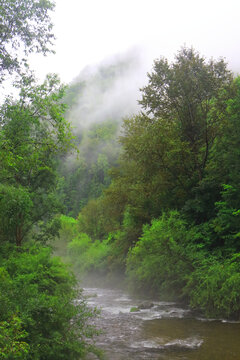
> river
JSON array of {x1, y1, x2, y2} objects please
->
[{"x1": 82, "y1": 286, "x2": 240, "y2": 360}]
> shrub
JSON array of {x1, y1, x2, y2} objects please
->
[
  {"x1": 186, "y1": 253, "x2": 240, "y2": 318},
  {"x1": 0, "y1": 244, "x2": 100, "y2": 359},
  {"x1": 53, "y1": 215, "x2": 78, "y2": 256},
  {"x1": 126, "y1": 211, "x2": 194, "y2": 300},
  {"x1": 67, "y1": 233, "x2": 110, "y2": 277}
]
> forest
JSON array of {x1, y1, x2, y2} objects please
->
[
  {"x1": 57, "y1": 48, "x2": 240, "y2": 320},
  {"x1": 1, "y1": 1, "x2": 240, "y2": 359}
]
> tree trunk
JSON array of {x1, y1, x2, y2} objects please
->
[{"x1": 16, "y1": 225, "x2": 23, "y2": 246}]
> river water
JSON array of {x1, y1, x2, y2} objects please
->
[{"x1": 82, "y1": 287, "x2": 240, "y2": 360}]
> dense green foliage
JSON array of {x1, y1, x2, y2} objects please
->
[
  {"x1": 0, "y1": 315, "x2": 30, "y2": 359},
  {"x1": 126, "y1": 211, "x2": 194, "y2": 299},
  {"x1": 58, "y1": 48, "x2": 240, "y2": 319},
  {"x1": 0, "y1": 0, "x2": 55, "y2": 82},
  {"x1": 186, "y1": 253, "x2": 240, "y2": 318},
  {"x1": 0, "y1": 2, "x2": 101, "y2": 358},
  {"x1": 0, "y1": 80, "x2": 100, "y2": 357},
  {"x1": 67, "y1": 234, "x2": 109, "y2": 277},
  {"x1": 0, "y1": 244, "x2": 100, "y2": 359},
  {"x1": 0, "y1": 74, "x2": 73, "y2": 246},
  {"x1": 0, "y1": 77, "x2": 100, "y2": 357},
  {"x1": 55, "y1": 215, "x2": 110, "y2": 280},
  {"x1": 120, "y1": 48, "x2": 233, "y2": 220}
]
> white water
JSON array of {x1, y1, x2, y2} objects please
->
[{"x1": 83, "y1": 287, "x2": 205, "y2": 359}]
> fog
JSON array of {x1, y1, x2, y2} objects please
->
[
  {"x1": 29, "y1": 0, "x2": 240, "y2": 85},
  {"x1": 65, "y1": 47, "x2": 149, "y2": 131}
]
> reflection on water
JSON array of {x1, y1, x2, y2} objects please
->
[{"x1": 82, "y1": 287, "x2": 240, "y2": 360}]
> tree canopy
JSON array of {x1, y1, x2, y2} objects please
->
[
  {"x1": 117, "y1": 47, "x2": 234, "y2": 224},
  {"x1": 0, "y1": 74, "x2": 73, "y2": 246},
  {"x1": 139, "y1": 47, "x2": 233, "y2": 178},
  {"x1": 0, "y1": 0, "x2": 55, "y2": 81}
]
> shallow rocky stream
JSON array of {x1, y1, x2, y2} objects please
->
[{"x1": 82, "y1": 287, "x2": 240, "y2": 359}]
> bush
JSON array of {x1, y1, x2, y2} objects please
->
[
  {"x1": 126, "y1": 211, "x2": 194, "y2": 300},
  {"x1": 67, "y1": 233, "x2": 110, "y2": 277},
  {"x1": 186, "y1": 253, "x2": 240, "y2": 318},
  {"x1": 126, "y1": 211, "x2": 240, "y2": 319},
  {"x1": 0, "y1": 244, "x2": 100, "y2": 359},
  {"x1": 59, "y1": 215, "x2": 78, "y2": 240},
  {"x1": 53, "y1": 215, "x2": 78, "y2": 256}
]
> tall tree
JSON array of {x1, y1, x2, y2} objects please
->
[
  {"x1": 139, "y1": 47, "x2": 233, "y2": 181},
  {"x1": 0, "y1": 74, "x2": 73, "y2": 246},
  {"x1": 95, "y1": 47, "x2": 234, "y2": 236},
  {"x1": 0, "y1": 0, "x2": 55, "y2": 81}
]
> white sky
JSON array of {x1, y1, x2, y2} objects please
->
[{"x1": 30, "y1": 0, "x2": 240, "y2": 83}]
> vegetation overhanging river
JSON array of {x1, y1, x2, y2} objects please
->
[{"x1": 81, "y1": 285, "x2": 240, "y2": 360}]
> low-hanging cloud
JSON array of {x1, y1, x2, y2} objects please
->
[{"x1": 65, "y1": 46, "x2": 150, "y2": 133}]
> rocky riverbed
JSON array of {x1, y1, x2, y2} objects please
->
[{"x1": 80, "y1": 287, "x2": 240, "y2": 359}]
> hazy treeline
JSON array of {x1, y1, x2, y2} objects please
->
[
  {"x1": 58, "y1": 51, "x2": 146, "y2": 216},
  {"x1": 58, "y1": 47, "x2": 240, "y2": 319}
]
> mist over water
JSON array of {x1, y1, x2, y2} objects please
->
[{"x1": 83, "y1": 286, "x2": 240, "y2": 360}]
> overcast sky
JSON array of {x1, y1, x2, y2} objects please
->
[{"x1": 30, "y1": 0, "x2": 240, "y2": 83}]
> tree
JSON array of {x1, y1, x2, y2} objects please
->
[
  {"x1": 118, "y1": 48, "x2": 234, "y2": 221},
  {"x1": 0, "y1": 74, "x2": 73, "y2": 246},
  {"x1": 139, "y1": 47, "x2": 233, "y2": 181},
  {"x1": 195, "y1": 76, "x2": 240, "y2": 248},
  {"x1": 0, "y1": 0, "x2": 55, "y2": 82},
  {"x1": 121, "y1": 113, "x2": 194, "y2": 214}
]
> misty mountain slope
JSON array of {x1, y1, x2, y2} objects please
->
[
  {"x1": 58, "y1": 49, "x2": 147, "y2": 217},
  {"x1": 64, "y1": 48, "x2": 147, "y2": 131}
]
